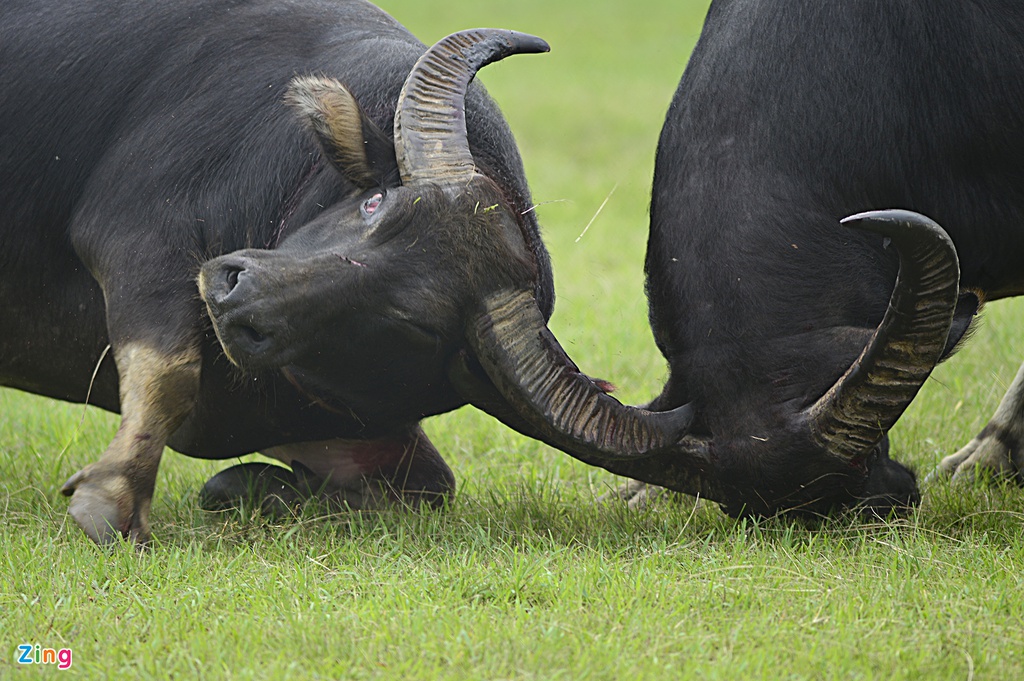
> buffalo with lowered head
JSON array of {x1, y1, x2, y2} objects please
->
[
  {"x1": 1, "y1": 0, "x2": 688, "y2": 545},
  {"x1": 535, "y1": 0, "x2": 1024, "y2": 516}
]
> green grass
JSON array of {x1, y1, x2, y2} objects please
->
[{"x1": 3, "y1": 0, "x2": 1024, "y2": 678}]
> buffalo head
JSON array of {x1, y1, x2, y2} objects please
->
[
  {"x1": 601, "y1": 209, "x2": 960, "y2": 517},
  {"x1": 198, "y1": 29, "x2": 544, "y2": 425},
  {"x1": 198, "y1": 29, "x2": 693, "y2": 449}
]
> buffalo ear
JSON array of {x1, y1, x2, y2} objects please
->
[{"x1": 285, "y1": 75, "x2": 399, "y2": 189}]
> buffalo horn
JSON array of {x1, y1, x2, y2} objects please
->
[
  {"x1": 466, "y1": 288, "x2": 703, "y2": 461},
  {"x1": 394, "y1": 29, "x2": 549, "y2": 185},
  {"x1": 399, "y1": 29, "x2": 703, "y2": 465},
  {"x1": 807, "y1": 209, "x2": 960, "y2": 460}
]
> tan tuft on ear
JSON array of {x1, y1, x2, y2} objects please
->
[{"x1": 285, "y1": 75, "x2": 378, "y2": 187}]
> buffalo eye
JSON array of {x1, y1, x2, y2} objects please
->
[{"x1": 361, "y1": 192, "x2": 383, "y2": 218}]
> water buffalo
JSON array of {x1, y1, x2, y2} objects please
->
[
  {"x1": 635, "y1": 0, "x2": 1024, "y2": 515},
  {"x1": 464, "y1": 0, "x2": 1024, "y2": 517},
  {"x1": 2, "y1": 0, "x2": 691, "y2": 545}
]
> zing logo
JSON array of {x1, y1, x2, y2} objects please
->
[{"x1": 16, "y1": 644, "x2": 73, "y2": 670}]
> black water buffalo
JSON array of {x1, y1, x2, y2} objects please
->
[
  {"x1": 2, "y1": 0, "x2": 691, "y2": 545},
  {"x1": 635, "y1": 0, "x2": 1024, "y2": 515},
  {"x1": 469, "y1": 0, "x2": 1024, "y2": 517}
]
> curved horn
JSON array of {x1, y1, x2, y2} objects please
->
[
  {"x1": 464, "y1": 288, "x2": 708, "y2": 463},
  {"x1": 394, "y1": 29, "x2": 549, "y2": 185},
  {"x1": 807, "y1": 209, "x2": 960, "y2": 460}
]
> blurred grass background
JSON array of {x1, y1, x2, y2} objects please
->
[{"x1": 2, "y1": 0, "x2": 1023, "y2": 678}]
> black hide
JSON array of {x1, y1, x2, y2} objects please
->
[
  {"x1": 0, "y1": 0, "x2": 552, "y2": 457},
  {"x1": 642, "y1": 0, "x2": 1024, "y2": 514}
]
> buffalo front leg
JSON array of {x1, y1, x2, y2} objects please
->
[
  {"x1": 933, "y1": 360, "x2": 1024, "y2": 484},
  {"x1": 61, "y1": 344, "x2": 200, "y2": 546}
]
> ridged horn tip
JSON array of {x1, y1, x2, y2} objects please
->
[
  {"x1": 808, "y1": 209, "x2": 959, "y2": 460},
  {"x1": 454, "y1": 30, "x2": 550, "y2": 68},
  {"x1": 841, "y1": 208, "x2": 952, "y2": 239},
  {"x1": 466, "y1": 288, "x2": 699, "y2": 460}
]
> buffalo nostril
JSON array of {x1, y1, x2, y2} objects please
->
[
  {"x1": 239, "y1": 324, "x2": 267, "y2": 346},
  {"x1": 225, "y1": 266, "x2": 242, "y2": 293}
]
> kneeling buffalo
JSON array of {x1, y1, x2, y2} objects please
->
[{"x1": 1, "y1": 0, "x2": 688, "y2": 545}]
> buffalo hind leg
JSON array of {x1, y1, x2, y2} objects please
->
[
  {"x1": 933, "y1": 360, "x2": 1024, "y2": 484},
  {"x1": 200, "y1": 425, "x2": 455, "y2": 513},
  {"x1": 61, "y1": 344, "x2": 200, "y2": 546}
]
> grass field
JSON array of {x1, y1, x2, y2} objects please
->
[{"x1": 3, "y1": 0, "x2": 1024, "y2": 678}]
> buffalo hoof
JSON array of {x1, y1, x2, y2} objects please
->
[
  {"x1": 929, "y1": 427, "x2": 1023, "y2": 485},
  {"x1": 61, "y1": 467, "x2": 149, "y2": 547},
  {"x1": 199, "y1": 462, "x2": 308, "y2": 516}
]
